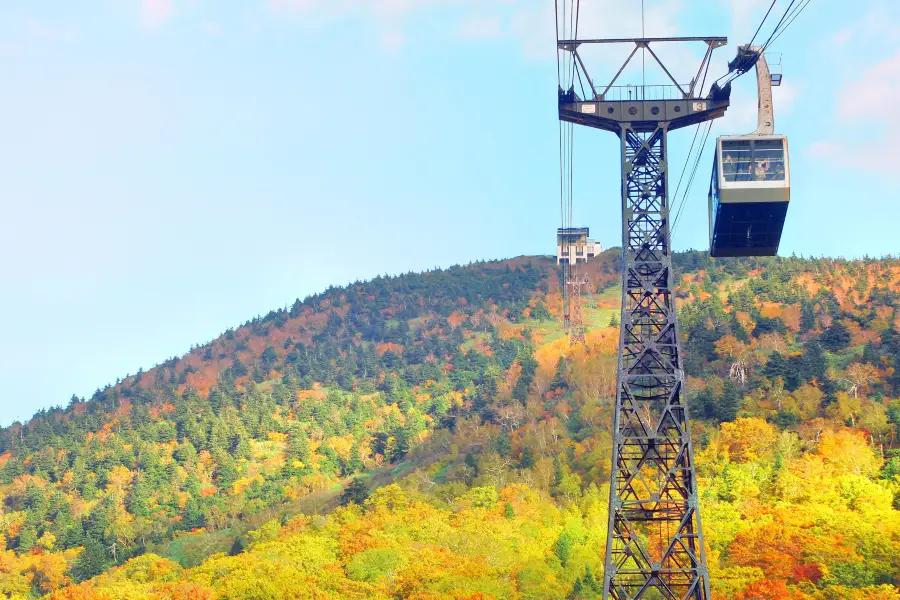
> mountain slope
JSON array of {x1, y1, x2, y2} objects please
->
[{"x1": 0, "y1": 251, "x2": 898, "y2": 599}]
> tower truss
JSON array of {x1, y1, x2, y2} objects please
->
[
  {"x1": 567, "y1": 273, "x2": 587, "y2": 346},
  {"x1": 557, "y1": 36, "x2": 731, "y2": 600},
  {"x1": 605, "y1": 123, "x2": 709, "y2": 600}
]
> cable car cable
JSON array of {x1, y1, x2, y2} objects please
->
[
  {"x1": 672, "y1": 122, "x2": 712, "y2": 234},
  {"x1": 671, "y1": 124, "x2": 710, "y2": 237},
  {"x1": 672, "y1": 121, "x2": 714, "y2": 237},
  {"x1": 642, "y1": 0, "x2": 646, "y2": 88},
  {"x1": 758, "y1": 0, "x2": 798, "y2": 51},
  {"x1": 670, "y1": 50, "x2": 713, "y2": 221},
  {"x1": 698, "y1": 49, "x2": 712, "y2": 96},
  {"x1": 573, "y1": 0, "x2": 581, "y2": 87},
  {"x1": 556, "y1": 0, "x2": 580, "y2": 329},
  {"x1": 669, "y1": 51, "x2": 715, "y2": 232},
  {"x1": 749, "y1": 0, "x2": 778, "y2": 47},
  {"x1": 709, "y1": 0, "x2": 801, "y2": 88},
  {"x1": 554, "y1": 0, "x2": 561, "y2": 89},
  {"x1": 765, "y1": 0, "x2": 814, "y2": 49},
  {"x1": 671, "y1": 124, "x2": 703, "y2": 218}
]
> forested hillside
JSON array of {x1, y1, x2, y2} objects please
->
[{"x1": 1, "y1": 251, "x2": 899, "y2": 599}]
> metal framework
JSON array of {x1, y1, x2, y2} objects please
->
[
  {"x1": 558, "y1": 37, "x2": 732, "y2": 600},
  {"x1": 558, "y1": 228, "x2": 592, "y2": 346},
  {"x1": 558, "y1": 38, "x2": 729, "y2": 134},
  {"x1": 567, "y1": 274, "x2": 587, "y2": 346}
]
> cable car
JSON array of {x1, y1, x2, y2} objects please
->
[
  {"x1": 708, "y1": 135, "x2": 790, "y2": 257},
  {"x1": 709, "y1": 47, "x2": 790, "y2": 258}
]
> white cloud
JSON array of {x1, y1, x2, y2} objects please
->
[
  {"x1": 25, "y1": 19, "x2": 77, "y2": 42},
  {"x1": 719, "y1": 80, "x2": 757, "y2": 133},
  {"x1": 833, "y1": 28, "x2": 853, "y2": 46},
  {"x1": 509, "y1": 3, "x2": 556, "y2": 60},
  {"x1": 510, "y1": 0, "x2": 688, "y2": 69},
  {"x1": 774, "y1": 80, "x2": 799, "y2": 115},
  {"x1": 809, "y1": 50, "x2": 900, "y2": 168},
  {"x1": 202, "y1": 21, "x2": 222, "y2": 37},
  {"x1": 267, "y1": 0, "x2": 440, "y2": 50},
  {"x1": 140, "y1": 0, "x2": 174, "y2": 29},
  {"x1": 859, "y1": 4, "x2": 900, "y2": 45},
  {"x1": 264, "y1": 0, "x2": 686, "y2": 59},
  {"x1": 836, "y1": 51, "x2": 900, "y2": 123},
  {"x1": 722, "y1": 0, "x2": 771, "y2": 43},
  {"x1": 578, "y1": 0, "x2": 682, "y2": 39},
  {"x1": 381, "y1": 30, "x2": 406, "y2": 52},
  {"x1": 807, "y1": 140, "x2": 840, "y2": 158},
  {"x1": 268, "y1": 0, "x2": 436, "y2": 22},
  {"x1": 459, "y1": 15, "x2": 503, "y2": 40}
]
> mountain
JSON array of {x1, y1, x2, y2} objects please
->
[{"x1": 0, "y1": 250, "x2": 898, "y2": 600}]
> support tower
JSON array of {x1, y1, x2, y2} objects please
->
[
  {"x1": 567, "y1": 274, "x2": 586, "y2": 346},
  {"x1": 557, "y1": 227, "x2": 596, "y2": 346},
  {"x1": 557, "y1": 37, "x2": 731, "y2": 599}
]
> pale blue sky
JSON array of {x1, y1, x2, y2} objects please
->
[{"x1": 0, "y1": 0, "x2": 893, "y2": 424}]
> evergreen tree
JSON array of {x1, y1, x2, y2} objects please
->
[
  {"x1": 531, "y1": 302, "x2": 552, "y2": 320},
  {"x1": 802, "y1": 341, "x2": 828, "y2": 381},
  {"x1": 73, "y1": 537, "x2": 112, "y2": 582},
  {"x1": 584, "y1": 565, "x2": 602, "y2": 593},
  {"x1": 231, "y1": 357, "x2": 249, "y2": 378},
  {"x1": 390, "y1": 428, "x2": 410, "y2": 462},
  {"x1": 764, "y1": 352, "x2": 790, "y2": 382},
  {"x1": 555, "y1": 531, "x2": 573, "y2": 566},
  {"x1": 126, "y1": 476, "x2": 150, "y2": 518},
  {"x1": 84, "y1": 497, "x2": 113, "y2": 543},
  {"x1": 728, "y1": 312, "x2": 750, "y2": 343},
  {"x1": 752, "y1": 316, "x2": 787, "y2": 337},
  {"x1": 229, "y1": 536, "x2": 246, "y2": 556},
  {"x1": 513, "y1": 353, "x2": 538, "y2": 405},
  {"x1": 212, "y1": 449, "x2": 239, "y2": 489},
  {"x1": 716, "y1": 382, "x2": 741, "y2": 422},
  {"x1": 550, "y1": 358, "x2": 569, "y2": 391},
  {"x1": 519, "y1": 445, "x2": 536, "y2": 469},
  {"x1": 464, "y1": 452, "x2": 479, "y2": 476},
  {"x1": 863, "y1": 342, "x2": 881, "y2": 366},
  {"x1": 569, "y1": 578, "x2": 584, "y2": 599},
  {"x1": 820, "y1": 321, "x2": 851, "y2": 351},
  {"x1": 183, "y1": 496, "x2": 204, "y2": 530},
  {"x1": 231, "y1": 432, "x2": 252, "y2": 460},
  {"x1": 17, "y1": 526, "x2": 37, "y2": 552},
  {"x1": 261, "y1": 346, "x2": 278, "y2": 372},
  {"x1": 800, "y1": 300, "x2": 816, "y2": 331},
  {"x1": 785, "y1": 355, "x2": 805, "y2": 391},
  {"x1": 340, "y1": 478, "x2": 370, "y2": 506},
  {"x1": 731, "y1": 285, "x2": 754, "y2": 313},
  {"x1": 493, "y1": 432, "x2": 512, "y2": 457}
]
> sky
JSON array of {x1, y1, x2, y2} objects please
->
[{"x1": 0, "y1": 0, "x2": 895, "y2": 425}]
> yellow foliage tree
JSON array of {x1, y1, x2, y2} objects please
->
[{"x1": 719, "y1": 418, "x2": 777, "y2": 463}]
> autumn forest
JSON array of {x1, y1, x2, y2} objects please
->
[{"x1": 1, "y1": 250, "x2": 899, "y2": 599}]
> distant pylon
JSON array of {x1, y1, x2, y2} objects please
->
[{"x1": 567, "y1": 274, "x2": 586, "y2": 346}]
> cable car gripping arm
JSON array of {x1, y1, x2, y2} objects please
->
[{"x1": 728, "y1": 45, "x2": 775, "y2": 135}]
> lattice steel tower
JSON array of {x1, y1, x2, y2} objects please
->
[
  {"x1": 567, "y1": 274, "x2": 587, "y2": 345},
  {"x1": 557, "y1": 36, "x2": 732, "y2": 599}
]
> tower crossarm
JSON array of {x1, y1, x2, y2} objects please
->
[{"x1": 558, "y1": 37, "x2": 730, "y2": 133}]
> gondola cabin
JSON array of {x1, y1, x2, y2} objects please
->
[{"x1": 708, "y1": 135, "x2": 790, "y2": 257}]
